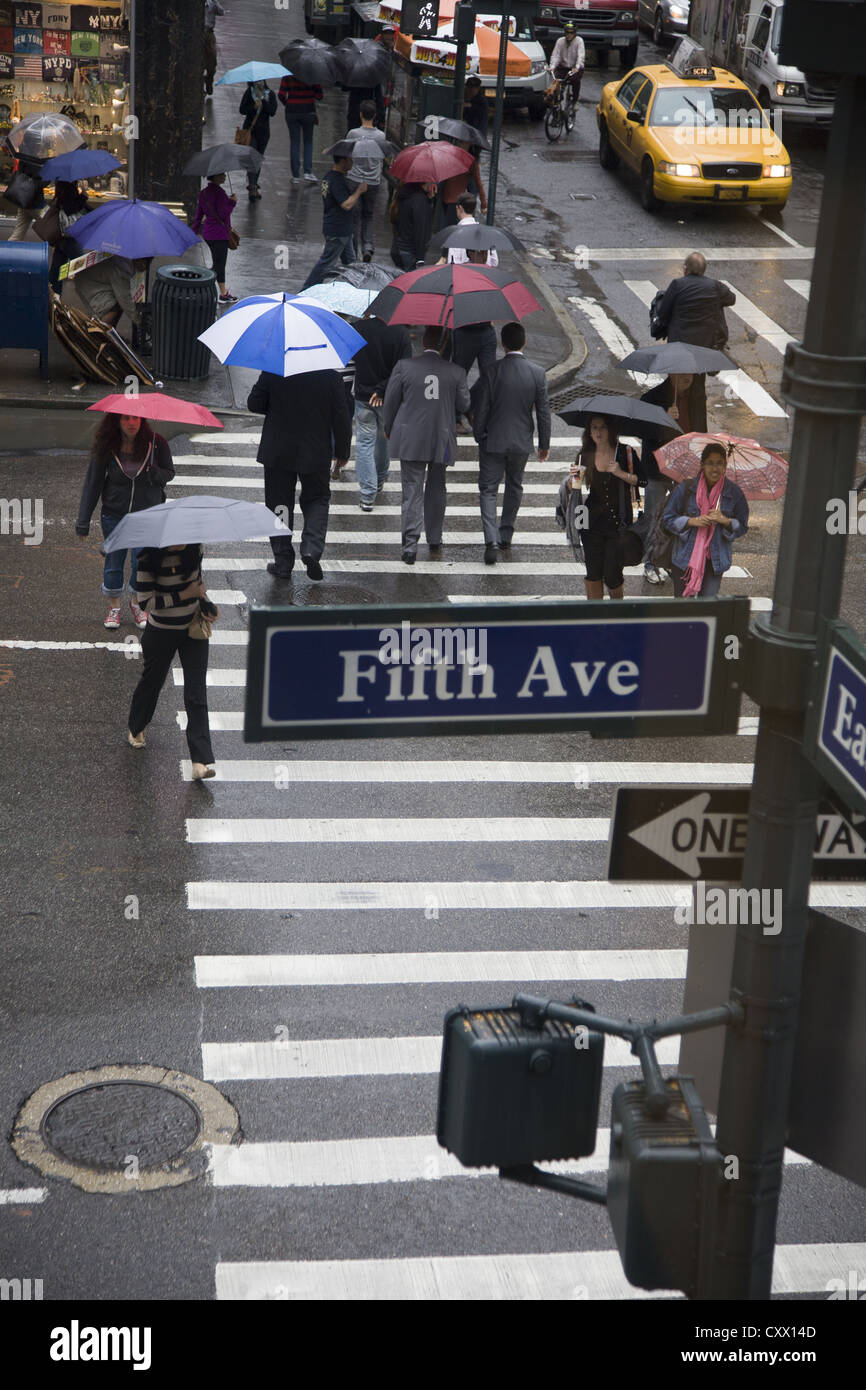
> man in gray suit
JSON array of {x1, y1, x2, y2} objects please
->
[
  {"x1": 470, "y1": 321, "x2": 551, "y2": 564},
  {"x1": 383, "y1": 326, "x2": 471, "y2": 564}
]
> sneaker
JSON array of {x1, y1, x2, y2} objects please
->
[
  {"x1": 129, "y1": 600, "x2": 147, "y2": 629},
  {"x1": 359, "y1": 499, "x2": 374, "y2": 512},
  {"x1": 104, "y1": 605, "x2": 121, "y2": 629},
  {"x1": 330, "y1": 460, "x2": 347, "y2": 480},
  {"x1": 290, "y1": 175, "x2": 300, "y2": 185},
  {"x1": 219, "y1": 292, "x2": 237, "y2": 304},
  {"x1": 304, "y1": 171, "x2": 317, "y2": 183},
  {"x1": 644, "y1": 566, "x2": 662, "y2": 584},
  {"x1": 656, "y1": 567, "x2": 670, "y2": 582},
  {"x1": 127, "y1": 729, "x2": 146, "y2": 748},
  {"x1": 363, "y1": 251, "x2": 373, "y2": 263},
  {"x1": 376, "y1": 483, "x2": 386, "y2": 497}
]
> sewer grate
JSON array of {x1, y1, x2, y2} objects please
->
[{"x1": 41, "y1": 1082, "x2": 202, "y2": 1172}]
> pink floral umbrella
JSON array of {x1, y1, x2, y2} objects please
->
[{"x1": 654, "y1": 431, "x2": 789, "y2": 500}]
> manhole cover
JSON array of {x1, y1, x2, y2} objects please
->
[{"x1": 42, "y1": 1082, "x2": 201, "y2": 1171}]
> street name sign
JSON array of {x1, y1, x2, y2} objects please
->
[
  {"x1": 607, "y1": 785, "x2": 866, "y2": 882},
  {"x1": 244, "y1": 598, "x2": 749, "y2": 742},
  {"x1": 805, "y1": 618, "x2": 866, "y2": 819}
]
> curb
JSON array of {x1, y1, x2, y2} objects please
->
[{"x1": 517, "y1": 246, "x2": 588, "y2": 393}]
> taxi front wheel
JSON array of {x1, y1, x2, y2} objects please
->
[
  {"x1": 641, "y1": 158, "x2": 658, "y2": 212},
  {"x1": 599, "y1": 121, "x2": 619, "y2": 170}
]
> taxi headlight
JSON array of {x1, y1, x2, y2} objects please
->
[
  {"x1": 762, "y1": 163, "x2": 791, "y2": 177},
  {"x1": 659, "y1": 160, "x2": 700, "y2": 177}
]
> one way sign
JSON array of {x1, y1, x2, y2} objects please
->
[{"x1": 607, "y1": 786, "x2": 866, "y2": 882}]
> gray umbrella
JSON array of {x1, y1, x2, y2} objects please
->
[
  {"x1": 6, "y1": 112, "x2": 85, "y2": 160},
  {"x1": 557, "y1": 394, "x2": 682, "y2": 440},
  {"x1": 619, "y1": 343, "x2": 735, "y2": 374},
  {"x1": 184, "y1": 143, "x2": 264, "y2": 177},
  {"x1": 430, "y1": 223, "x2": 525, "y2": 253},
  {"x1": 102, "y1": 495, "x2": 291, "y2": 552},
  {"x1": 429, "y1": 116, "x2": 490, "y2": 149},
  {"x1": 326, "y1": 261, "x2": 399, "y2": 291}
]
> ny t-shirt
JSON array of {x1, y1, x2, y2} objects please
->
[{"x1": 322, "y1": 169, "x2": 353, "y2": 237}]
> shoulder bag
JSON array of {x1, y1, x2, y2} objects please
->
[
  {"x1": 235, "y1": 102, "x2": 261, "y2": 146},
  {"x1": 598, "y1": 447, "x2": 646, "y2": 567},
  {"x1": 189, "y1": 597, "x2": 220, "y2": 640}
]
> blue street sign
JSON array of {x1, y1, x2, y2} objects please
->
[
  {"x1": 244, "y1": 599, "x2": 748, "y2": 742},
  {"x1": 806, "y1": 619, "x2": 866, "y2": 818}
]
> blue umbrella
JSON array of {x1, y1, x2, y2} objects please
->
[
  {"x1": 71, "y1": 198, "x2": 200, "y2": 259},
  {"x1": 296, "y1": 282, "x2": 378, "y2": 317},
  {"x1": 217, "y1": 61, "x2": 291, "y2": 84},
  {"x1": 40, "y1": 149, "x2": 122, "y2": 182},
  {"x1": 199, "y1": 292, "x2": 365, "y2": 377}
]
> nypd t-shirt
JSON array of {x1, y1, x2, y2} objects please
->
[{"x1": 322, "y1": 170, "x2": 353, "y2": 238}]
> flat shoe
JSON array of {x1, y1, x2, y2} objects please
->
[
  {"x1": 191, "y1": 763, "x2": 216, "y2": 780},
  {"x1": 128, "y1": 730, "x2": 145, "y2": 748}
]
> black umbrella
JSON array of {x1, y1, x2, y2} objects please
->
[
  {"x1": 619, "y1": 343, "x2": 735, "y2": 374},
  {"x1": 326, "y1": 261, "x2": 399, "y2": 291},
  {"x1": 428, "y1": 116, "x2": 489, "y2": 149},
  {"x1": 430, "y1": 223, "x2": 525, "y2": 254},
  {"x1": 183, "y1": 143, "x2": 263, "y2": 177},
  {"x1": 369, "y1": 263, "x2": 541, "y2": 328},
  {"x1": 278, "y1": 38, "x2": 343, "y2": 86},
  {"x1": 334, "y1": 36, "x2": 391, "y2": 87},
  {"x1": 557, "y1": 394, "x2": 682, "y2": 440}
]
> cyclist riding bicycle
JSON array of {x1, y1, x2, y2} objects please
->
[{"x1": 549, "y1": 22, "x2": 585, "y2": 106}]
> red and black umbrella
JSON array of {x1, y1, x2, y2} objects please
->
[
  {"x1": 368, "y1": 263, "x2": 541, "y2": 328},
  {"x1": 388, "y1": 142, "x2": 474, "y2": 184}
]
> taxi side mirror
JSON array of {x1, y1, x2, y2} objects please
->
[{"x1": 627, "y1": 109, "x2": 643, "y2": 123}]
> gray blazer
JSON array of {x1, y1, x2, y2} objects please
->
[
  {"x1": 471, "y1": 352, "x2": 551, "y2": 456},
  {"x1": 382, "y1": 351, "x2": 471, "y2": 464}
]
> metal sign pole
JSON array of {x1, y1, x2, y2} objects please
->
[
  {"x1": 709, "y1": 72, "x2": 866, "y2": 1300},
  {"x1": 485, "y1": 8, "x2": 510, "y2": 224},
  {"x1": 128, "y1": 0, "x2": 135, "y2": 200}
]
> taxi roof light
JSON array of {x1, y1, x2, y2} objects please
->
[{"x1": 665, "y1": 36, "x2": 716, "y2": 82}]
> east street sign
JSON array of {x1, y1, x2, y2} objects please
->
[
  {"x1": 244, "y1": 598, "x2": 749, "y2": 742},
  {"x1": 607, "y1": 785, "x2": 866, "y2": 882},
  {"x1": 805, "y1": 618, "x2": 866, "y2": 819}
]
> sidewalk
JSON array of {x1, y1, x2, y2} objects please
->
[{"x1": 0, "y1": 4, "x2": 582, "y2": 449}]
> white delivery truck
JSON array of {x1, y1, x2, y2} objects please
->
[{"x1": 688, "y1": 0, "x2": 835, "y2": 125}]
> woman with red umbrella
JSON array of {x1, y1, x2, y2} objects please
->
[
  {"x1": 76, "y1": 413, "x2": 176, "y2": 630},
  {"x1": 662, "y1": 443, "x2": 750, "y2": 598}
]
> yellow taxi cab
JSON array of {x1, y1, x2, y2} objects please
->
[{"x1": 596, "y1": 37, "x2": 792, "y2": 212}]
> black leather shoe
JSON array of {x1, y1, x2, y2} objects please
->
[
  {"x1": 428, "y1": 544, "x2": 443, "y2": 559},
  {"x1": 401, "y1": 550, "x2": 416, "y2": 565},
  {"x1": 484, "y1": 543, "x2": 499, "y2": 565},
  {"x1": 267, "y1": 561, "x2": 293, "y2": 579},
  {"x1": 302, "y1": 556, "x2": 323, "y2": 581},
  {"x1": 498, "y1": 538, "x2": 512, "y2": 550}
]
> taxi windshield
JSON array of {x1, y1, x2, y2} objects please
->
[{"x1": 650, "y1": 86, "x2": 769, "y2": 129}]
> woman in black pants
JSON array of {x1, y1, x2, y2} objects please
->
[
  {"x1": 572, "y1": 415, "x2": 640, "y2": 600},
  {"x1": 239, "y1": 81, "x2": 277, "y2": 201},
  {"x1": 127, "y1": 544, "x2": 216, "y2": 780}
]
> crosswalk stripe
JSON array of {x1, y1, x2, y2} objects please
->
[
  {"x1": 721, "y1": 281, "x2": 795, "y2": 354},
  {"x1": 176, "y1": 479, "x2": 564, "y2": 495},
  {"x1": 0, "y1": 1187, "x2": 46, "y2": 1205},
  {"x1": 445, "y1": 593, "x2": 773, "y2": 610},
  {"x1": 179, "y1": 758, "x2": 755, "y2": 783},
  {"x1": 585, "y1": 246, "x2": 814, "y2": 262},
  {"x1": 191, "y1": 530, "x2": 589, "y2": 546},
  {"x1": 175, "y1": 439, "x2": 582, "y2": 463},
  {"x1": 201, "y1": 1034, "x2": 680, "y2": 1081},
  {"x1": 624, "y1": 279, "x2": 788, "y2": 418},
  {"x1": 216, "y1": 1240, "x2": 853, "y2": 1300},
  {"x1": 199, "y1": 558, "x2": 753, "y2": 576},
  {"x1": 194, "y1": 948, "x2": 686, "y2": 986},
  {"x1": 169, "y1": 462, "x2": 574, "y2": 481},
  {"x1": 178, "y1": 712, "x2": 759, "y2": 735},
  {"x1": 206, "y1": 1132, "x2": 811, "y2": 1192},
  {"x1": 188, "y1": 880, "x2": 866, "y2": 911},
  {"x1": 185, "y1": 816, "x2": 611, "y2": 844},
  {"x1": 207, "y1": 590, "x2": 247, "y2": 605},
  {"x1": 187, "y1": 433, "x2": 581, "y2": 449},
  {"x1": 785, "y1": 279, "x2": 810, "y2": 300}
]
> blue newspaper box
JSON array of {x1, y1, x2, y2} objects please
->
[{"x1": 0, "y1": 241, "x2": 50, "y2": 378}]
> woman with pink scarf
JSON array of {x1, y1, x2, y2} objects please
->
[{"x1": 663, "y1": 444, "x2": 749, "y2": 598}]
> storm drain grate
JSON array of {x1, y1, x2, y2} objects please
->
[{"x1": 41, "y1": 1082, "x2": 202, "y2": 1171}]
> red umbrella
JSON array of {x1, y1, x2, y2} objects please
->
[
  {"x1": 87, "y1": 392, "x2": 223, "y2": 430},
  {"x1": 388, "y1": 142, "x2": 473, "y2": 184},
  {"x1": 369, "y1": 263, "x2": 540, "y2": 328},
  {"x1": 654, "y1": 431, "x2": 788, "y2": 500}
]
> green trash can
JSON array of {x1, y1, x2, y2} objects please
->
[{"x1": 151, "y1": 264, "x2": 218, "y2": 380}]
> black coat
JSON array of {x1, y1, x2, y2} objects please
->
[
  {"x1": 392, "y1": 185, "x2": 433, "y2": 266},
  {"x1": 655, "y1": 273, "x2": 736, "y2": 349},
  {"x1": 76, "y1": 433, "x2": 175, "y2": 535},
  {"x1": 351, "y1": 316, "x2": 412, "y2": 403},
  {"x1": 247, "y1": 369, "x2": 353, "y2": 472},
  {"x1": 240, "y1": 86, "x2": 277, "y2": 154}
]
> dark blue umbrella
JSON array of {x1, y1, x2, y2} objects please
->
[
  {"x1": 40, "y1": 149, "x2": 122, "y2": 182},
  {"x1": 71, "y1": 198, "x2": 200, "y2": 259}
]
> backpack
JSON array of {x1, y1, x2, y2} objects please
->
[
  {"x1": 649, "y1": 477, "x2": 697, "y2": 570},
  {"x1": 649, "y1": 288, "x2": 666, "y2": 340}
]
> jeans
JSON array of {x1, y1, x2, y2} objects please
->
[
  {"x1": 100, "y1": 511, "x2": 141, "y2": 598},
  {"x1": 128, "y1": 623, "x2": 214, "y2": 765},
  {"x1": 286, "y1": 112, "x2": 315, "y2": 177},
  {"x1": 354, "y1": 401, "x2": 390, "y2": 502},
  {"x1": 352, "y1": 184, "x2": 379, "y2": 258},
  {"x1": 301, "y1": 234, "x2": 354, "y2": 290},
  {"x1": 672, "y1": 562, "x2": 723, "y2": 598}
]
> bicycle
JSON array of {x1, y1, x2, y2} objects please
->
[{"x1": 544, "y1": 74, "x2": 576, "y2": 142}]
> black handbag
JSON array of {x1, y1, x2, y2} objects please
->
[{"x1": 4, "y1": 170, "x2": 41, "y2": 209}]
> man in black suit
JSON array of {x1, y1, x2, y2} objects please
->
[{"x1": 247, "y1": 369, "x2": 352, "y2": 581}]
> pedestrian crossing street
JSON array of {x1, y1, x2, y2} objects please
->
[{"x1": 171, "y1": 419, "x2": 863, "y2": 1301}]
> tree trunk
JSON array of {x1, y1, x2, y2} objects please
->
[{"x1": 134, "y1": 0, "x2": 203, "y2": 213}]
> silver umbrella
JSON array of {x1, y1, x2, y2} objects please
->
[
  {"x1": 6, "y1": 112, "x2": 86, "y2": 160},
  {"x1": 102, "y1": 495, "x2": 291, "y2": 552}
]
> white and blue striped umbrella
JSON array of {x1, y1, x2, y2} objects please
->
[
  {"x1": 296, "y1": 281, "x2": 378, "y2": 318},
  {"x1": 198, "y1": 292, "x2": 366, "y2": 377}
]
